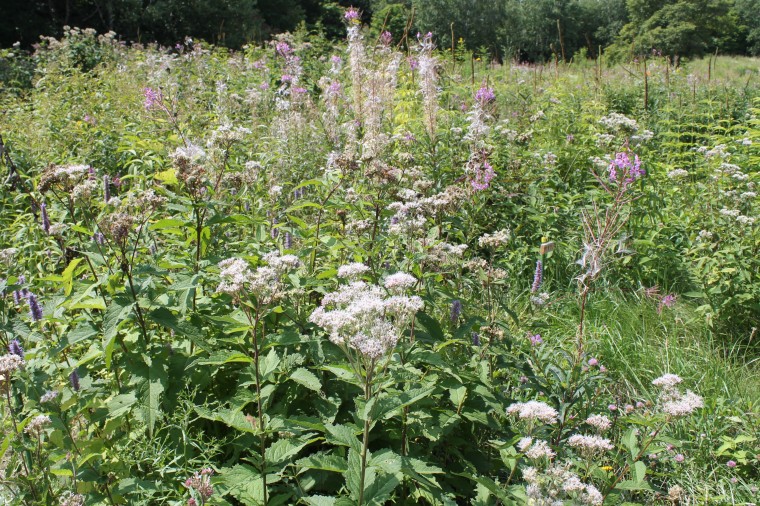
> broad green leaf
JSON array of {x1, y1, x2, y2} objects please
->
[
  {"x1": 325, "y1": 424, "x2": 362, "y2": 453},
  {"x1": 297, "y1": 453, "x2": 348, "y2": 474},
  {"x1": 289, "y1": 368, "x2": 322, "y2": 392},
  {"x1": 133, "y1": 356, "x2": 168, "y2": 437}
]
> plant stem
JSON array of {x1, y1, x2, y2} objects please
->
[{"x1": 358, "y1": 367, "x2": 373, "y2": 506}]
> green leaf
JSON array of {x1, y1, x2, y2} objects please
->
[
  {"x1": 267, "y1": 435, "x2": 318, "y2": 470},
  {"x1": 325, "y1": 424, "x2": 362, "y2": 453},
  {"x1": 108, "y1": 393, "x2": 137, "y2": 418},
  {"x1": 195, "y1": 406, "x2": 257, "y2": 434},
  {"x1": 147, "y1": 307, "x2": 203, "y2": 340},
  {"x1": 103, "y1": 297, "x2": 133, "y2": 368},
  {"x1": 616, "y1": 480, "x2": 652, "y2": 491},
  {"x1": 260, "y1": 348, "x2": 280, "y2": 380},
  {"x1": 633, "y1": 461, "x2": 647, "y2": 483},
  {"x1": 449, "y1": 386, "x2": 467, "y2": 411},
  {"x1": 195, "y1": 351, "x2": 252, "y2": 367},
  {"x1": 372, "y1": 386, "x2": 435, "y2": 420},
  {"x1": 289, "y1": 368, "x2": 322, "y2": 392},
  {"x1": 304, "y1": 497, "x2": 337, "y2": 506},
  {"x1": 297, "y1": 453, "x2": 348, "y2": 474},
  {"x1": 133, "y1": 356, "x2": 168, "y2": 437}
]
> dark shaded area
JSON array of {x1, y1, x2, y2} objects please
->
[{"x1": 0, "y1": 0, "x2": 758, "y2": 60}]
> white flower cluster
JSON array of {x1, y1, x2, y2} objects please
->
[
  {"x1": 478, "y1": 229, "x2": 511, "y2": 248},
  {"x1": 599, "y1": 112, "x2": 639, "y2": 133},
  {"x1": 667, "y1": 169, "x2": 689, "y2": 179},
  {"x1": 310, "y1": 269, "x2": 423, "y2": 360},
  {"x1": 652, "y1": 373, "x2": 704, "y2": 418},
  {"x1": 337, "y1": 262, "x2": 370, "y2": 279},
  {"x1": 383, "y1": 272, "x2": 417, "y2": 293},
  {"x1": 568, "y1": 434, "x2": 614, "y2": 456},
  {"x1": 0, "y1": 353, "x2": 25, "y2": 376},
  {"x1": 217, "y1": 252, "x2": 299, "y2": 303},
  {"x1": 523, "y1": 464, "x2": 603, "y2": 506},
  {"x1": 585, "y1": 414, "x2": 612, "y2": 432},
  {"x1": 506, "y1": 400, "x2": 558, "y2": 424},
  {"x1": 41, "y1": 390, "x2": 60, "y2": 403},
  {"x1": 518, "y1": 437, "x2": 556, "y2": 460},
  {"x1": 0, "y1": 248, "x2": 17, "y2": 264},
  {"x1": 24, "y1": 414, "x2": 52, "y2": 436}
]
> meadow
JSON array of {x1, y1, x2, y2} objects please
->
[{"x1": 0, "y1": 19, "x2": 758, "y2": 505}]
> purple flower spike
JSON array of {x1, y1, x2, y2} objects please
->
[
  {"x1": 450, "y1": 300, "x2": 462, "y2": 322},
  {"x1": 69, "y1": 369, "x2": 80, "y2": 392},
  {"x1": 531, "y1": 260, "x2": 543, "y2": 293},
  {"x1": 28, "y1": 293, "x2": 43, "y2": 322},
  {"x1": 9, "y1": 339, "x2": 24, "y2": 358},
  {"x1": 40, "y1": 202, "x2": 50, "y2": 234}
]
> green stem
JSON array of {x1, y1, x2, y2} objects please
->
[{"x1": 358, "y1": 371, "x2": 372, "y2": 506}]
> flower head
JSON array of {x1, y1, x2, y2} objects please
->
[{"x1": 506, "y1": 400, "x2": 558, "y2": 424}]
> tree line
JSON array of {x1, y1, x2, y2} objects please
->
[{"x1": 1, "y1": 0, "x2": 759, "y2": 61}]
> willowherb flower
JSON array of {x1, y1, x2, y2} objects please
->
[
  {"x1": 344, "y1": 7, "x2": 361, "y2": 22},
  {"x1": 585, "y1": 414, "x2": 612, "y2": 432},
  {"x1": 143, "y1": 87, "x2": 162, "y2": 110},
  {"x1": 531, "y1": 260, "x2": 543, "y2": 293},
  {"x1": 41, "y1": 390, "x2": 60, "y2": 403},
  {"x1": 568, "y1": 434, "x2": 614, "y2": 455},
  {"x1": 383, "y1": 272, "x2": 417, "y2": 292},
  {"x1": 450, "y1": 299, "x2": 462, "y2": 322},
  {"x1": 9, "y1": 339, "x2": 24, "y2": 358},
  {"x1": 28, "y1": 293, "x2": 43, "y2": 321},
  {"x1": 506, "y1": 400, "x2": 558, "y2": 424},
  {"x1": 475, "y1": 84, "x2": 496, "y2": 106},
  {"x1": 24, "y1": 414, "x2": 51, "y2": 436},
  {"x1": 607, "y1": 151, "x2": 644, "y2": 189},
  {"x1": 470, "y1": 160, "x2": 495, "y2": 191},
  {"x1": 337, "y1": 262, "x2": 370, "y2": 280},
  {"x1": 184, "y1": 467, "x2": 214, "y2": 501}
]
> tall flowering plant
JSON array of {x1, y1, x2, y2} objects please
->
[{"x1": 309, "y1": 264, "x2": 422, "y2": 506}]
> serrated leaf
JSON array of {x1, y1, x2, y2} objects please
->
[
  {"x1": 297, "y1": 453, "x2": 348, "y2": 473},
  {"x1": 133, "y1": 357, "x2": 167, "y2": 437},
  {"x1": 267, "y1": 435, "x2": 318, "y2": 470},
  {"x1": 108, "y1": 393, "x2": 137, "y2": 418},
  {"x1": 325, "y1": 424, "x2": 361, "y2": 453},
  {"x1": 289, "y1": 368, "x2": 322, "y2": 392}
]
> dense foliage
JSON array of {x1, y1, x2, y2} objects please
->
[{"x1": 0, "y1": 19, "x2": 758, "y2": 506}]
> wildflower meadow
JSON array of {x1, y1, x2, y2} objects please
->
[{"x1": 0, "y1": 16, "x2": 759, "y2": 506}]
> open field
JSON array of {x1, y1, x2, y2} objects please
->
[{"x1": 0, "y1": 27, "x2": 758, "y2": 505}]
